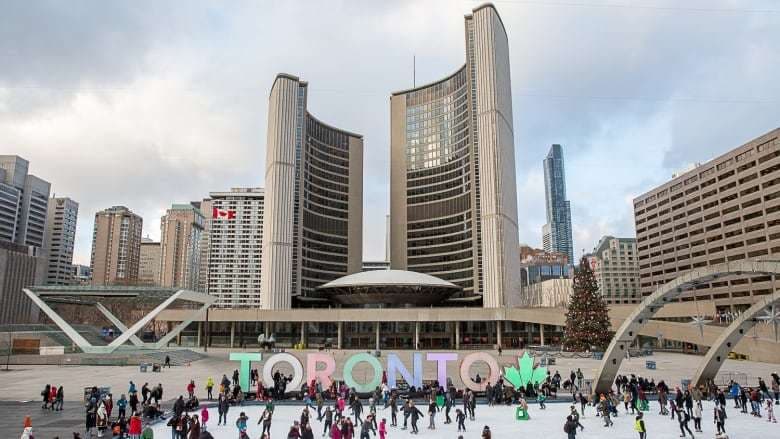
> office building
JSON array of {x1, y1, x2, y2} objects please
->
[
  {"x1": 634, "y1": 128, "x2": 780, "y2": 310},
  {"x1": 44, "y1": 197, "x2": 79, "y2": 285},
  {"x1": 90, "y1": 206, "x2": 143, "y2": 286},
  {"x1": 0, "y1": 155, "x2": 51, "y2": 249},
  {"x1": 519, "y1": 245, "x2": 571, "y2": 287},
  {"x1": 71, "y1": 264, "x2": 92, "y2": 285},
  {"x1": 0, "y1": 240, "x2": 46, "y2": 324},
  {"x1": 389, "y1": 4, "x2": 521, "y2": 307},
  {"x1": 159, "y1": 204, "x2": 204, "y2": 290},
  {"x1": 542, "y1": 144, "x2": 574, "y2": 263},
  {"x1": 208, "y1": 188, "x2": 264, "y2": 307},
  {"x1": 587, "y1": 236, "x2": 640, "y2": 304},
  {"x1": 138, "y1": 238, "x2": 161, "y2": 286},
  {"x1": 262, "y1": 74, "x2": 363, "y2": 309}
]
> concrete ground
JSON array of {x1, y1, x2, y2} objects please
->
[{"x1": 1, "y1": 349, "x2": 778, "y2": 403}]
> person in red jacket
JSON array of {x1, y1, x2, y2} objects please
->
[
  {"x1": 48, "y1": 384, "x2": 57, "y2": 410},
  {"x1": 187, "y1": 380, "x2": 196, "y2": 399},
  {"x1": 128, "y1": 412, "x2": 143, "y2": 439}
]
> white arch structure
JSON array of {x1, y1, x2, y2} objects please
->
[
  {"x1": 691, "y1": 289, "x2": 780, "y2": 387},
  {"x1": 594, "y1": 260, "x2": 780, "y2": 395}
]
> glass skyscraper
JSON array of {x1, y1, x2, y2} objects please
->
[{"x1": 542, "y1": 144, "x2": 574, "y2": 263}]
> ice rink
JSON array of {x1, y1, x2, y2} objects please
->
[{"x1": 152, "y1": 400, "x2": 778, "y2": 438}]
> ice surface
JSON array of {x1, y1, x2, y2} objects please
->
[{"x1": 152, "y1": 400, "x2": 779, "y2": 438}]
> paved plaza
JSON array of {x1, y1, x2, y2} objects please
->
[{"x1": 1, "y1": 349, "x2": 778, "y2": 437}]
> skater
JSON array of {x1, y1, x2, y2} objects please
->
[
  {"x1": 389, "y1": 395, "x2": 398, "y2": 426},
  {"x1": 323, "y1": 406, "x2": 333, "y2": 436},
  {"x1": 428, "y1": 397, "x2": 437, "y2": 429},
  {"x1": 456, "y1": 408, "x2": 466, "y2": 432},
  {"x1": 201, "y1": 406, "x2": 209, "y2": 431},
  {"x1": 206, "y1": 377, "x2": 214, "y2": 400},
  {"x1": 677, "y1": 406, "x2": 694, "y2": 438},
  {"x1": 766, "y1": 399, "x2": 777, "y2": 423},
  {"x1": 164, "y1": 355, "x2": 171, "y2": 368},
  {"x1": 21, "y1": 416, "x2": 33, "y2": 439},
  {"x1": 402, "y1": 400, "x2": 410, "y2": 430},
  {"x1": 235, "y1": 411, "x2": 249, "y2": 436},
  {"x1": 359, "y1": 416, "x2": 375, "y2": 439},
  {"x1": 378, "y1": 418, "x2": 387, "y2": 439},
  {"x1": 564, "y1": 415, "x2": 578, "y2": 439},
  {"x1": 693, "y1": 401, "x2": 702, "y2": 432},
  {"x1": 538, "y1": 392, "x2": 547, "y2": 410},
  {"x1": 409, "y1": 401, "x2": 423, "y2": 434},
  {"x1": 260, "y1": 409, "x2": 273, "y2": 437},
  {"x1": 634, "y1": 412, "x2": 646, "y2": 439},
  {"x1": 714, "y1": 403, "x2": 727, "y2": 435}
]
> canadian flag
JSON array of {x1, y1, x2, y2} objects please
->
[{"x1": 212, "y1": 207, "x2": 236, "y2": 219}]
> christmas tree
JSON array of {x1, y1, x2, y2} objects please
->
[{"x1": 563, "y1": 256, "x2": 612, "y2": 351}]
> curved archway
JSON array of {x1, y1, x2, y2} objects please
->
[
  {"x1": 593, "y1": 260, "x2": 780, "y2": 394},
  {"x1": 692, "y1": 290, "x2": 780, "y2": 387}
]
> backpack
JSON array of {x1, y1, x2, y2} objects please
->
[{"x1": 563, "y1": 422, "x2": 572, "y2": 434}]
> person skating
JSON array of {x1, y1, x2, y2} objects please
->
[
  {"x1": 206, "y1": 377, "x2": 214, "y2": 401},
  {"x1": 188, "y1": 414, "x2": 201, "y2": 439},
  {"x1": 563, "y1": 415, "x2": 578, "y2": 439},
  {"x1": 427, "y1": 397, "x2": 437, "y2": 429},
  {"x1": 41, "y1": 384, "x2": 51, "y2": 409},
  {"x1": 164, "y1": 355, "x2": 171, "y2": 368},
  {"x1": 55, "y1": 385, "x2": 64, "y2": 411},
  {"x1": 322, "y1": 406, "x2": 333, "y2": 437},
  {"x1": 378, "y1": 418, "x2": 387, "y2": 439},
  {"x1": 401, "y1": 400, "x2": 410, "y2": 430},
  {"x1": 538, "y1": 392, "x2": 546, "y2": 410},
  {"x1": 200, "y1": 406, "x2": 209, "y2": 431},
  {"x1": 409, "y1": 401, "x2": 423, "y2": 434},
  {"x1": 128, "y1": 412, "x2": 142, "y2": 439},
  {"x1": 693, "y1": 401, "x2": 702, "y2": 432},
  {"x1": 117, "y1": 394, "x2": 127, "y2": 420},
  {"x1": 767, "y1": 399, "x2": 777, "y2": 423},
  {"x1": 351, "y1": 398, "x2": 363, "y2": 424},
  {"x1": 481, "y1": 425, "x2": 492, "y2": 439},
  {"x1": 235, "y1": 411, "x2": 249, "y2": 437},
  {"x1": 714, "y1": 403, "x2": 727, "y2": 435},
  {"x1": 634, "y1": 412, "x2": 646, "y2": 439},
  {"x1": 359, "y1": 415, "x2": 375, "y2": 439},
  {"x1": 569, "y1": 406, "x2": 584, "y2": 432},
  {"x1": 456, "y1": 408, "x2": 466, "y2": 432},
  {"x1": 677, "y1": 406, "x2": 694, "y2": 438},
  {"x1": 389, "y1": 395, "x2": 397, "y2": 427}
]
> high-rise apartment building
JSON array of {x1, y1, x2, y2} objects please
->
[
  {"x1": 389, "y1": 4, "x2": 521, "y2": 307},
  {"x1": 71, "y1": 264, "x2": 92, "y2": 285},
  {"x1": 587, "y1": 236, "x2": 640, "y2": 304},
  {"x1": 207, "y1": 188, "x2": 264, "y2": 307},
  {"x1": 44, "y1": 197, "x2": 79, "y2": 285},
  {"x1": 0, "y1": 240, "x2": 46, "y2": 324},
  {"x1": 634, "y1": 128, "x2": 780, "y2": 310},
  {"x1": 138, "y1": 237, "x2": 161, "y2": 286},
  {"x1": 159, "y1": 204, "x2": 204, "y2": 290},
  {"x1": 262, "y1": 75, "x2": 363, "y2": 309},
  {"x1": 542, "y1": 144, "x2": 574, "y2": 264},
  {"x1": 0, "y1": 155, "x2": 51, "y2": 249},
  {"x1": 90, "y1": 206, "x2": 143, "y2": 286}
]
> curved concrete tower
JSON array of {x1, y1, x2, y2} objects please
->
[
  {"x1": 262, "y1": 74, "x2": 363, "y2": 309},
  {"x1": 390, "y1": 4, "x2": 520, "y2": 307}
]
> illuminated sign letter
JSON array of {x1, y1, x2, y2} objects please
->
[
  {"x1": 306, "y1": 353, "x2": 336, "y2": 389},
  {"x1": 343, "y1": 353, "x2": 383, "y2": 393},
  {"x1": 229, "y1": 352, "x2": 262, "y2": 391},
  {"x1": 427, "y1": 352, "x2": 457, "y2": 387},
  {"x1": 262, "y1": 353, "x2": 303, "y2": 391},
  {"x1": 387, "y1": 352, "x2": 423, "y2": 389},
  {"x1": 459, "y1": 352, "x2": 500, "y2": 391}
]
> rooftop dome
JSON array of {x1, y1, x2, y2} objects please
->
[{"x1": 317, "y1": 270, "x2": 462, "y2": 306}]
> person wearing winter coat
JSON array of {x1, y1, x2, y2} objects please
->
[
  {"x1": 20, "y1": 416, "x2": 33, "y2": 439},
  {"x1": 128, "y1": 412, "x2": 143, "y2": 439},
  {"x1": 189, "y1": 414, "x2": 201, "y2": 439},
  {"x1": 217, "y1": 394, "x2": 229, "y2": 426},
  {"x1": 96, "y1": 401, "x2": 109, "y2": 438},
  {"x1": 200, "y1": 406, "x2": 209, "y2": 431}
]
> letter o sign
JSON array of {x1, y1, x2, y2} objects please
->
[
  {"x1": 459, "y1": 352, "x2": 500, "y2": 392},
  {"x1": 262, "y1": 353, "x2": 303, "y2": 391}
]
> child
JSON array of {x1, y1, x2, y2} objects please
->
[
  {"x1": 200, "y1": 406, "x2": 209, "y2": 430},
  {"x1": 379, "y1": 417, "x2": 387, "y2": 439},
  {"x1": 456, "y1": 408, "x2": 466, "y2": 432},
  {"x1": 538, "y1": 393, "x2": 546, "y2": 410}
]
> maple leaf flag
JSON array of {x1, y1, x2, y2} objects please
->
[{"x1": 212, "y1": 207, "x2": 236, "y2": 219}]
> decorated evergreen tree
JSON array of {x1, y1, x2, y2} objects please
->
[{"x1": 563, "y1": 256, "x2": 612, "y2": 351}]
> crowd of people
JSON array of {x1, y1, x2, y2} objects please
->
[{"x1": 22, "y1": 362, "x2": 780, "y2": 439}]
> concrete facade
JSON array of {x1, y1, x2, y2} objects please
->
[
  {"x1": 0, "y1": 240, "x2": 45, "y2": 324},
  {"x1": 138, "y1": 238, "x2": 161, "y2": 286},
  {"x1": 44, "y1": 197, "x2": 78, "y2": 285},
  {"x1": 389, "y1": 4, "x2": 521, "y2": 307},
  {"x1": 588, "y1": 236, "x2": 641, "y2": 304},
  {"x1": 261, "y1": 75, "x2": 363, "y2": 309},
  {"x1": 634, "y1": 128, "x2": 780, "y2": 308},
  {"x1": 89, "y1": 206, "x2": 143, "y2": 286},
  {"x1": 205, "y1": 188, "x2": 264, "y2": 307},
  {"x1": 159, "y1": 204, "x2": 204, "y2": 290}
]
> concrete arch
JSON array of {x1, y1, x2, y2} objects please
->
[
  {"x1": 593, "y1": 260, "x2": 780, "y2": 395},
  {"x1": 692, "y1": 290, "x2": 780, "y2": 387}
]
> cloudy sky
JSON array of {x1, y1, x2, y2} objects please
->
[{"x1": 1, "y1": 0, "x2": 779, "y2": 265}]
